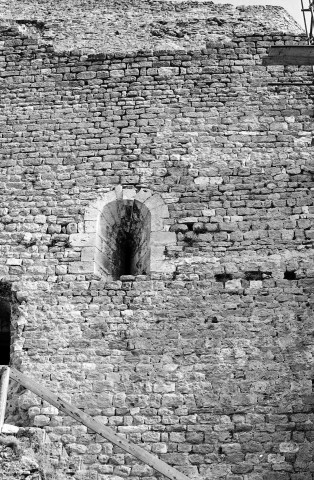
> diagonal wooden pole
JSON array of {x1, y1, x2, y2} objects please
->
[
  {"x1": 0, "y1": 366, "x2": 10, "y2": 433},
  {"x1": 9, "y1": 368, "x2": 190, "y2": 480}
]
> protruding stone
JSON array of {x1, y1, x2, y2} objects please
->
[{"x1": 1, "y1": 424, "x2": 19, "y2": 434}]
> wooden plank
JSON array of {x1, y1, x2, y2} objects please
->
[
  {"x1": 0, "y1": 366, "x2": 10, "y2": 432},
  {"x1": 263, "y1": 46, "x2": 314, "y2": 65},
  {"x1": 9, "y1": 368, "x2": 190, "y2": 480}
]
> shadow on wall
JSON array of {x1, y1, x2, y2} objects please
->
[{"x1": 0, "y1": 296, "x2": 11, "y2": 365}]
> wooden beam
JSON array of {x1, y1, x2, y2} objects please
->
[
  {"x1": 9, "y1": 368, "x2": 190, "y2": 480},
  {"x1": 263, "y1": 46, "x2": 314, "y2": 65},
  {"x1": 0, "y1": 366, "x2": 10, "y2": 432}
]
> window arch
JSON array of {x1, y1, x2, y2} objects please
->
[{"x1": 70, "y1": 188, "x2": 176, "y2": 279}]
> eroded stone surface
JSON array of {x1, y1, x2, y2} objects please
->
[
  {"x1": 0, "y1": 428, "x2": 70, "y2": 480},
  {"x1": 0, "y1": 0, "x2": 303, "y2": 53}
]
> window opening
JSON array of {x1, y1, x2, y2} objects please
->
[
  {"x1": 114, "y1": 204, "x2": 137, "y2": 277},
  {"x1": 97, "y1": 200, "x2": 151, "y2": 279},
  {"x1": 78, "y1": 188, "x2": 176, "y2": 278}
]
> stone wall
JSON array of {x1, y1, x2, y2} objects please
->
[
  {"x1": 0, "y1": 0, "x2": 303, "y2": 53},
  {"x1": 0, "y1": 426, "x2": 71, "y2": 480},
  {"x1": 0, "y1": 7, "x2": 313, "y2": 480}
]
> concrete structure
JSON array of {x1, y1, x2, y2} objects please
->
[{"x1": 0, "y1": 1, "x2": 313, "y2": 479}]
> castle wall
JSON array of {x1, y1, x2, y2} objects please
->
[
  {"x1": 0, "y1": 0, "x2": 303, "y2": 54},
  {"x1": 0, "y1": 23, "x2": 314, "y2": 480}
]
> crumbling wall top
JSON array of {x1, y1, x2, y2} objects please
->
[{"x1": 0, "y1": 0, "x2": 303, "y2": 53}]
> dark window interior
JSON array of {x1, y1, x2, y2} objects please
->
[
  {"x1": 99, "y1": 200, "x2": 151, "y2": 280},
  {"x1": 0, "y1": 298, "x2": 11, "y2": 365},
  {"x1": 114, "y1": 229, "x2": 136, "y2": 278},
  {"x1": 110, "y1": 202, "x2": 148, "y2": 279}
]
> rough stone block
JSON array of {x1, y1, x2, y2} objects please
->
[
  {"x1": 150, "y1": 260, "x2": 175, "y2": 273},
  {"x1": 33, "y1": 415, "x2": 51, "y2": 427},
  {"x1": 151, "y1": 231, "x2": 176, "y2": 245},
  {"x1": 84, "y1": 221, "x2": 97, "y2": 233},
  {"x1": 68, "y1": 262, "x2": 93, "y2": 274},
  {"x1": 1, "y1": 424, "x2": 19, "y2": 434},
  {"x1": 70, "y1": 233, "x2": 95, "y2": 247},
  {"x1": 135, "y1": 189, "x2": 152, "y2": 204},
  {"x1": 84, "y1": 206, "x2": 101, "y2": 221},
  {"x1": 225, "y1": 279, "x2": 242, "y2": 290},
  {"x1": 194, "y1": 177, "x2": 209, "y2": 186},
  {"x1": 81, "y1": 247, "x2": 95, "y2": 262},
  {"x1": 77, "y1": 71, "x2": 96, "y2": 80},
  {"x1": 6, "y1": 258, "x2": 22, "y2": 266},
  {"x1": 279, "y1": 442, "x2": 299, "y2": 453}
]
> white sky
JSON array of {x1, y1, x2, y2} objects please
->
[{"x1": 213, "y1": 1, "x2": 305, "y2": 28}]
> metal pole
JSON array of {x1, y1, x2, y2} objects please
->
[
  {"x1": 301, "y1": 0, "x2": 309, "y2": 40},
  {"x1": 0, "y1": 366, "x2": 10, "y2": 432},
  {"x1": 309, "y1": 1, "x2": 314, "y2": 43},
  {"x1": 301, "y1": 1, "x2": 314, "y2": 72},
  {"x1": 307, "y1": 1, "x2": 314, "y2": 71}
]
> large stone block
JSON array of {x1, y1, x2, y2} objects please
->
[
  {"x1": 150, "y1": 232, "x2": 176, "y2": 246},
  {"x1": 70, "y1": 233, "x2": 95, "y2": 247}
]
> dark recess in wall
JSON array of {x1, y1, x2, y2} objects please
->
[
  {"x1": 284, "y1": 270, "x2": 297, "y2": 280},
  {"x1": 215, "y1": 273, "x2": 233, "y2": 283},
  {"x1": 0, "y1": 282, "x2": 12, "y2": 365}
]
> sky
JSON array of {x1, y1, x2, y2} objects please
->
[{"x1": 213, "y1": 0, "x2": 305, "y2": 28}]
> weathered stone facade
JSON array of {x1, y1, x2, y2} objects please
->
[
  {"x1": 0, "y1": 1, "x2": 314, "y2": 479},
  {"x1": 0, "y1": 0, "x2": 302, "y2": 53}
]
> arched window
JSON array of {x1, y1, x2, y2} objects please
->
[
  {"x1": 96, "y1": 199, "x2": 151, "y2": 279},
  {"x1": 70, "y1": 188, "x2": 177, "y2": 279},
  {"x1": 0, "y1": 298, "x2": 11, "y2": 365}
]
